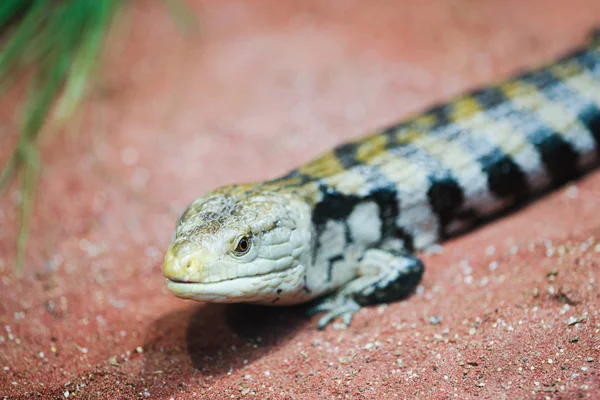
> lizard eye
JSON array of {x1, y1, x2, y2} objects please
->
[{"x1": 233, "y1": 235, "x2": 252, "y2": 256}]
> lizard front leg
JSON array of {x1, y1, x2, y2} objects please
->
[{"x1": 307, "y1": 248, "x2": 424, "y2": 329}]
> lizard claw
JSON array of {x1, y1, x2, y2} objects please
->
[{"x1": 306, "y1": 295, "x2": 360, "y2": 330}]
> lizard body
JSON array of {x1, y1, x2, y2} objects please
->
[{"x1": 163, "y1": 31, "x2": 600, "y2": 329}]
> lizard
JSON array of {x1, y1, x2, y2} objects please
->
[{"x1": 162, "y1": 30, "x2": 600, "y2": 330}]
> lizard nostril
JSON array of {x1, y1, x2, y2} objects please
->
[{"x1": 185, "y1": 259, "x2": 194, "y2": 270}]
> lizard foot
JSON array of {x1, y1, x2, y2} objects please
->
[
  {"x1": 306, "y1": 248, "x2": 424, "y2": 329},
  {"x1": 306, "y1": 295, "x2": 361, "y2": 330}
]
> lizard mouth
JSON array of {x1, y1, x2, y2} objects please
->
[
  {"x1": 164, "y1": 264, "x2": 296, "y2": 285},
  {"x1": 165, "y1": 277, "x2": 188, "y2": 284},
  {"x1": 164, "y1": 264, "x2": 305, "y2": 303}
]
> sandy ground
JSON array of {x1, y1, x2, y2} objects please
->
[{"x1": 1, "y1": 1, "x2": 599, "y2": 398}]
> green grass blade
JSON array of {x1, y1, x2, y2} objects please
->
[
  {"x1": 0, "y1": 153, "x2": 18, "y2": 194},
  {"x1": 1, "y1": 0, "x2": 194, "y2": 274},
  {"x1": 55, "y1": 1, "x2": 120, "y2": 121},
  {"x1": 0, "y1": 0, "x2": 49, "y2": 88},
  {"x1": 15, "y1": 144, "x2": 39, "y2": 276},
  {"x1": 0, "y1": 0, "x2": 37, "y2": 34}
]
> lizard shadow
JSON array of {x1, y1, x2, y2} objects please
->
[
  {"x1": 142, "y1": 301, "x2": 309, "y2": 380},
  {"x1": 33, "y1": 302, "x2": 310, "y2": 399},
  {"x1": 186, "y1": 302, "x2": 309, "y2": 373}
]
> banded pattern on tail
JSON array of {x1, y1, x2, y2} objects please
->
[{"x1": 295, "y1": 34, "x2": 600, "y2": 254}]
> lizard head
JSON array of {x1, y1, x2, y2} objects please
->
[{"x1": 163, "y1": 185, "x2": 313, "y2": 305}]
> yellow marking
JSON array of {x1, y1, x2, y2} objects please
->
[
  {"x1": 412, "y1": 113, "x2": 438, "y2": 128},
  {"x1": 358, "y1": 113, "x2": 480, "y2": 189},
  {"x1": 322, "y1": 169, "x2": 367, "y2": 195},
  {"x1": 449, "y1": 95, "x2": 534, "y2": 163},
  {"x1": 298, "y1": 151, "x2": 345, "y2": 179},
  {"x1": 551, "y1": 62, "x2": 600, "y2": 107},
  {"x1": 384, "y1": 125, "x2": 476, "y2": 183},
  {"x1": 501, "y1": 80, "x2": 589, "y2": 146},
  {"x1": 414, "y1": 134, "x2": 474, "y2": 173},
  {"x1": 370, "y1": 152, "x2": 429, "y2": 196},
  {"x1": 501, "y1": 80, "x2": 530, "y2": 100},
  {"x1": 394, "y1": 127, "x2": 427, "y2": 144},
  {"x1": 213, "y1": 183, "x2": 258, "y2": 197},
  {"x1": 355, "y1": 135, "x2": 388, "y2": 164},
  {"x1": 451, "y1": 96, "x2": 484, "y2": 120},
  {"x1": 262, "y1": 175, "x2": 306, "y2": 191},
  {"x1": 355, "y1": 104, "x2": 450, "y2": 164},
  {"x1": 550, "y1": 61, "x2": 580, "y2": 80}
]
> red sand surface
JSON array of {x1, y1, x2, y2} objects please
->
[{"x1": 1, "y1": 1, "x2": 599, "y2": 398}]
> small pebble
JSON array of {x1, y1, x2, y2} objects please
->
[
  {"x1": 567, "y1": 316, "x2": 586, "y2": 326},
  {"x1": 565, "y1": 185, "x2": 578, "y2": 199}
]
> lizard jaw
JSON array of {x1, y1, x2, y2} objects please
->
[{"x1": 165, "y1": 263, "x2": 308, "y2": 305}]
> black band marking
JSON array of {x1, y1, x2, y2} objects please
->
[
  {"x1": 479, "y1": 148, "x2": 529, "y2": 200},
  {"x1": 334, "y1": 142, "x2": 360, "y2": 169},
  {"x1": 520, "y1": 70, "x2": 585, "y2": 184},
  {"x1": 326, "y1": 254, "x2": 344, "y2": 282},
  {"x1": 535, "y1": 132, "x2": 580, "y2": 184},
  {"x1": 471, "y1": 86, "x2": 508, "y2": 109},
  {"x1": 426, "y1": 104, "x2": 453, "y2": 130},
  {"x1": 426, "y1": 177, "x2": 464, "y2": 227},
  {"x1": 572, "y1": 48, "x2": 600, "y2": 78},
  {"x1": 580, "y1": 106, "x2": 600, "y2": 148},
  {"x1": 311, "y1": 182, "x2": 414, "y2": 260},
  {"x1": 303, "y1": 274, "x2": 312, "y2": 294}
]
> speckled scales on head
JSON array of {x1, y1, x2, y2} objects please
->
[{"x1": 163, "y1": 31, "x2": 600, "y2": 329}]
